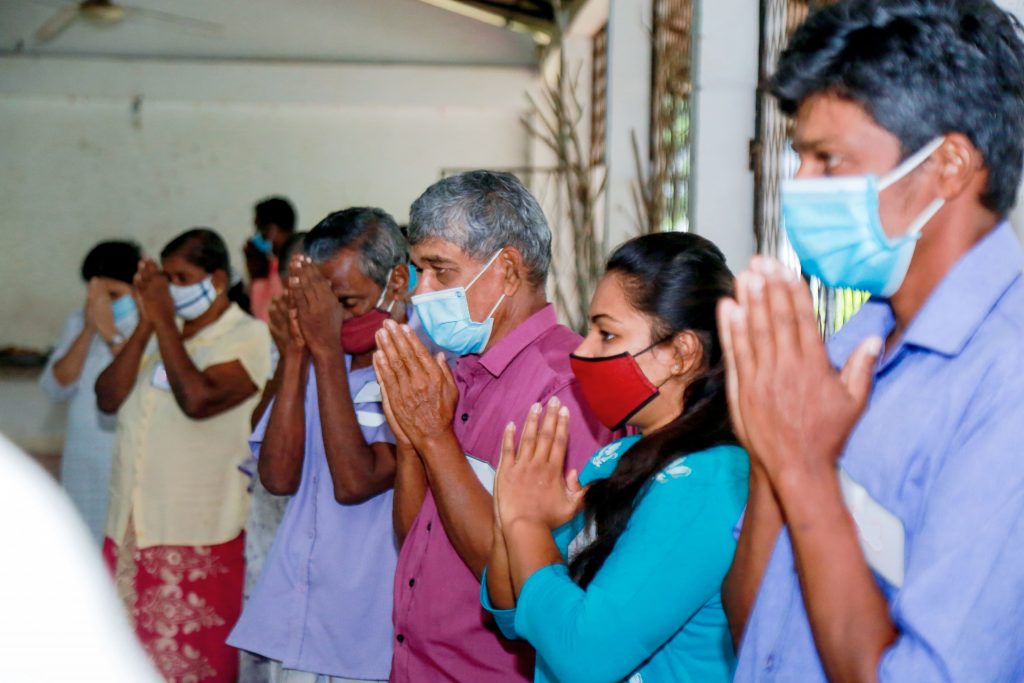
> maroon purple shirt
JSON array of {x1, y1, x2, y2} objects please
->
[{"x1": 390, "y1": 304, "x2": 612, "y2": 683}]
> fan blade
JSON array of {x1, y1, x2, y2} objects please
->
[
  {"x1": 120, "y1": 4, "x2": 222, "y2": 34},
  {"x1": 34, "y1": 4, "x2": 80, "y2": 43}
]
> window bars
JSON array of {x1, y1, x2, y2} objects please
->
[
  {"x1": 636, "y1": 0, "x2": 695, "y2": 234},
  {"x1": 753, "y1": 0, "x2": 867, "y2": 337},
  {"x1": 591, "y1": 23, "x2": 608, "y2": 168}
]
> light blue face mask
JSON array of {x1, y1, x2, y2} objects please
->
[
  {"x1": 781, "y1": 136, "x2": 946, "y2": 297},
  {"x1": 411, "y1": 249, "x2": 506, "y2": 356},
  {"x1": 251, "y1": 232, "x2": 274, "y2": 255},
  {"x1": 111, "y1": 294, "x2": 137, "y2": 331}
]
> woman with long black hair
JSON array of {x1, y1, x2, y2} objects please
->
[{"x1": 484, "y1": 232, "x2": 749, "y2": 683}]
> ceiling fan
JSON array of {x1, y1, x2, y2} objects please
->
[{"x1": 33, "y1": 0, "x2": 221, "y2": 44}]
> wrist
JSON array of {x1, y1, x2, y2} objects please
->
[
  {"x1": 309, "y1": 341, "x2": 343, "y2": 364},
  {"x1": 150, "y1": 314, "x2": 176, "y2": 334},
  {"x1": 420, "y1": 428, "x2": 459, "y2": 458}
]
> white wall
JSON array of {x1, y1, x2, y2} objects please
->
[
  {"x1": 0, "y1": 56, "x2": 535, "y2": 349},
  {"x1": 689, "y1": 0, "x2": 760, "y2": 272}
]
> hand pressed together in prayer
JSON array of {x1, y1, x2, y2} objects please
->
[
  {"x1": 717, "y1": 256, "x2": 883, "y2": 483},
  {"x1": 495, "y1": 397, "x2": 587, "y2": 531},
  {"x1": 372, "y1": 320, "x2": 458, "y2": 450},
  {"x1": 290, "y1": 256, "x2": 342, "y2": 358},
  {"x1": 134, "y1": 257, "x2": 175, "y2": 327}
]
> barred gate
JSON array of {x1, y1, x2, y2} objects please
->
[{"x1": 753, "y1": 0, "x2": 867, "y2": 337}]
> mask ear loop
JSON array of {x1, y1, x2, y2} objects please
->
[
  {"x1": 465, "y1": 249, "x2": 506, "y2": 292},
  {"x1": 878, "y1": 136, "x2": 946, "y2": 191},
  {"x1": 375, "y1": 269, "x2": 395, "y2": 311},
  {"x1": 878, "y1": 136, "x2": 947, "y2": 240}
]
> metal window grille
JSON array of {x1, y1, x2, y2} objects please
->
[
  {"x1": 753, "y1": 0, "x2": 867, "y2": 337},
  {"x1": 591, "y1": 23, "x2": 608, "y2": 167},
  {"x1": 649, "y1": 0, "x2": 695, "y2": 232}
]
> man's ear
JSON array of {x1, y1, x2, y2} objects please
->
[
  {"x1": 498, "y1": 246, "x2": 527, "y2": 297},
  {"x1": 389, "y1": 263, "x2": 410, "y2": 299},
  {"x1": 934, "y1": 132, "x2": 987, "y2": 202}
]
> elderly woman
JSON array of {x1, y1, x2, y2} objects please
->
[
  {"x1": 96, "y1": 228, "x2": 271, "y2": 683},
  {"x1": 41, "y1": 240, "x2": 141, "y2": 544}
]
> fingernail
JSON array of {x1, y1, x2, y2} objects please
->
[
  {"x1": 530, "y1": 403, "x2": 542, "y2": 414},
  {"x1": 731, "y1": 306, "x2": 745, "y2": 323},
  {"x1": 760, "y1": 259, "x2": 776, "y2": 275},
  {"x1": 559, "y1": 406, "x2": 569, "y2": 417},
  {"x1": 506, "y1": 421, "x2": 515, "y2": 430},
  {"x1": 864, "y1": 336, "x2": 883, "y2": 356},
  {"x1": 548, "y1": 396, "x2": 560, "y2": 407},
  {"x1": 384, "y1": 319, "x2": 396, "y2": 330}
]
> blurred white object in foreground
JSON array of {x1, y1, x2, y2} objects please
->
[{"x1": 0, "y1": 431, "x2": 160, "y2": 682}]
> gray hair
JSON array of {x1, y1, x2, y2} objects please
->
[
  {"x1": 304, "y1": 207, "x2": 407, "y2": 288},
  {"x1": 408, "y1": 170, "x2": 551, "y2": 285}
]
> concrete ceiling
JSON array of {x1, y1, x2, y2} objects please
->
[{"x1": 0, "y1": 0, "x2": 541, "y2": 67}]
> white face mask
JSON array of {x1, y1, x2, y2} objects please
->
[{"x1": 169, "y1": 276, "x2": 217, "y2": 321}]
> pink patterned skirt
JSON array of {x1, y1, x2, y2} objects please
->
[{"x1": 103, "y1": 529, "x2": 245, "y2": 683}]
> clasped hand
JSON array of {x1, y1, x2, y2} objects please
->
[
  {"x1": 372, "y1": 320, "x2": 458, "y2": 450},
  {"x1": 134, "y1": 258, "x2": 175, "y2": 326},
  {"x1": 288, "y1": 256, "x2": 341, "y2": 358},
  {"x1": 494, "y1": 398, "x2": 587, "y2": 531},
  {"x1": 716, "y1": 257, "x2": 882, "y2": 484}
]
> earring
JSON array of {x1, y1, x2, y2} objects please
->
[{"x1": 672, "y1": 364, "x2": 681, "y2": 373}]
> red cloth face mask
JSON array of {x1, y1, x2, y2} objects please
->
[
  {"x1": 570, "y1": 345, "x2": 662, "y2": 430},
  {"x1": 340, "y1": 308, "x2": 392, "y2": 355}
]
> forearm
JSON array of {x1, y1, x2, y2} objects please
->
[
  {"x1": 51, "y1": 328, "x2": 94, "y2": 387},
  {"x1": 419, "y1": 430, "x2": 495, "y2": 577},
  {"x1": 95, "y1": 322, "x2": 151, "y2": 413},
  {"x1": 504, "y1": 518, "x2": 564, "y2": 598},
  {"x1": 258, "y1": 353, "x2": 308, "y2": 495},
  {"x1": 486, "y1": 522, "x2": 517, "y2": 609},
  {"x1": 312, "y1": 351, "x2": 394, "y2": 503},
  {"x1": 776, "y1": 467, "x2": 897, "y2": 683},
  {"x1": 151, "y1": 319, "x2": 214, "y2": 415},
  {"x1": 393, "y1": 443, "x2": 427, "y2": 545},
  {"x1": 722, "y1": 466, "x2": 784, "y2": 650}
]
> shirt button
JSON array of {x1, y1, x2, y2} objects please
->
[
  {"x1": 426, "y1": 522, "x2": 432, "y2": 531},
  {"x1": 408, "y1": 578, "x2": 416, "y2": 587},
  {"x1": 460, "y1": 413, "x2": 469, "y2": 422},
  {"x1": 396, "y1": 634, "x2": 405, "y2": 643}
]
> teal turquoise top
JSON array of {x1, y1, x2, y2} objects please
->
[{"x1": 482, "y1": 436, "x2": 749, "y2": 683}]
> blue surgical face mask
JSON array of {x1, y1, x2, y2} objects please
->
[
  {"x1": 251, "y1": 233, "x2": 274, "y2": 255},
  {"x1": 407, "y1": 261, "x2": 418, "y2": 294},
  {"x1": 111, "y1": 294, "x2": 137, "y2": 331},
  {"x1": 781, "y1": 136, "x2": 946, "y2": 297},
  {"x1": 169, "y1": 275, "x2": 218, "y2": 321},
  {"x1": 411, "y1": 249, "x2": 506, "y2": 356}
]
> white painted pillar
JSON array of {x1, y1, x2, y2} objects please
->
[
  {"x1": 603, "y1": 0, "x2": 652, "y2": 249},
  {"x1": 689, "y1": 0, "x2": 760, "y2": 271}
]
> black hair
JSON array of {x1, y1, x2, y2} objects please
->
[
  {"x1": 773, "y1": 0, "x2": 1024, "y2": 214},
  {"x1": 81, "y1": 240, "x2": 141, "y2": 284},
  {"x1": 304, "y1": 208, "x2": 407, "y2": 288},
  {"x1": 569, "y1": 232, "x2": 737, "y2": 588},
  {"x1": 160, "y1": 228, "x2": 231, "y2": 275},
  {"x1": 255, "y1": 196, "x2": 297, "y2": 233}
]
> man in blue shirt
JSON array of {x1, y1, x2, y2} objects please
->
[
  {"x1": 719, "y1": 2, "x2": 1024, "y2": 681},
  {"x1": 229, "y1": 208, "x2": 412, "y2": 683}
]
